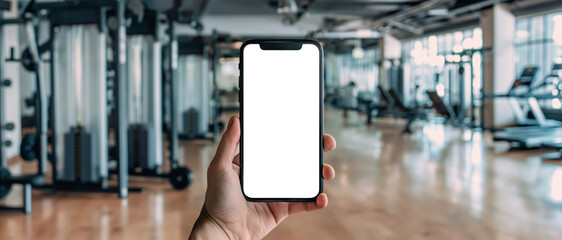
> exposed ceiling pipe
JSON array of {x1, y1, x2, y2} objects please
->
[
  {"x1": 448, "y1": 0, "x2": 505, "y2": 16},
  {"x1": 331, "y1": 0, "x2": 514, "y2": 36},
  {"x1": 333, "y1": 0, "x2": 449, "y2": 31},
  {"x1": 333, "y1": 19, "x2": 363, "y2": 31},
  {"x1": 314, "y1": 30, "x2": 381, "y2": 39},
  {"x1": 388, "y1": 20, "x2": 423, "y2": 35},
  {"x1": 415, "y1": 0, "x2": 508, "y2": 28},
  {"x1": 387, "y1": 19, "x2": 423, "y2": 35},
  {"x1": 367, "y1": 0, "x2": 450, "y2": 29}
]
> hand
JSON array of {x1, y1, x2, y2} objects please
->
[{"x1": 189, "y1": 116, "x2": 337, "y2": 240}]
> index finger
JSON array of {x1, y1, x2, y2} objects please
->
[{"x1": 212, "y1": 116, "x2": 240, "y2": 169}]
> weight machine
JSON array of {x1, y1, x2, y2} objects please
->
[
  {"x1": 118, "y1": 9, "x2": 192, "y2": 189},
  {"x1": 435, "y1": 55, "x2": 471, "y2": 126},
  {"x1": 0, "y1": 0, "x2": 45, "y2": 214},
  {"x1": 171, "y1": 28, "x2": 223, "y2": 142},
  {"x1": 430, "y1": 48, "x2": 489, "y2": 129},
  {"x1": 10, "y1": 0, "x2": 143, "y2": 198},
  {"x1": 176, "y1": 36, "x2": 213, "y2": 140}
]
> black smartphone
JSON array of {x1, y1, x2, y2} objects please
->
[{"x1": 239, "y1": 39, "x2": 324, "y2": 202}]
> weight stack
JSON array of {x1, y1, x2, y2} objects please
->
[
  {"x1": 62, "y1": 127, "x2": 96, "y2": 183},
  {"x1": 127, "y1": 124, "x2": 155, "y2": 170},
  {"x1": 182, "y1": 108, "x2": 199, "y2": 138}
]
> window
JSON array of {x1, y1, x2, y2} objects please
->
[
  {"x1": 401, "y1": 28, "x2": 483, "y2": 107},
  {"x1": 515, "y1": 11, "x2": 562, "y2": 109},
  {"x1": 325, "y1": 48, "x2": 380, "y2": 93},
  {"x1": 515, "y1": 12, "x2": 562, "y2": 84}
]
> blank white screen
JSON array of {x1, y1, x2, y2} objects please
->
[{"x1": 242, "y1": 43, "x2": 321, "y2": 199}]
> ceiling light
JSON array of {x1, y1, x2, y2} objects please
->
[
  {"x1": 428, "y1": 8, "x2": 449, "y2": 16},
  {"x1": 352, "y1": 40, "x2": 364, "y2": 59}
]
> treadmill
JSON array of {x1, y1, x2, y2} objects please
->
[
  {"x1": 486, "y1": 67, "x2": 558, "y2": 127},
  {"x1": 491, "y1": 65, "x2": 562, "y2": 148},
  {"x1": 537, "y1": 63, "x2": 562, "y2": 158}
]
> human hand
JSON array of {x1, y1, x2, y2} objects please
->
[{"x1": 189, "y1": 116, "x2": 337, "y2": 240}]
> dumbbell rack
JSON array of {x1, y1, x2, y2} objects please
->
[{"x1": 0, "y1": 0, "x2": 34, "y2": 214}]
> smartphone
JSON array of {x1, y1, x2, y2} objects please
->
[{"x1": 239, "y1": 39, "x2": 324, "y2": 202}]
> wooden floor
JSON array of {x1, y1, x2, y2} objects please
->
[{"x1": 2, "y1": 109, "x2": 562, "y2": 239}]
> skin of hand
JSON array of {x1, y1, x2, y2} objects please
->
[{"x1": 189, "y1": 116, "x2": 337, "y2": 240}]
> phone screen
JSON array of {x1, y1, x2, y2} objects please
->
[{"x1": 241, "y1": 41, "x2": 322, "y2": 200}]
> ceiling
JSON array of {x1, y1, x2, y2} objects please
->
[
  {"x1": 138, "y1": 0, "x2": 562, "y2": 39},
  {"x1": 205, "y1": 0, "x2": 275, "y2": 15},
  {"x1": 197, "y1": 0, "x2": 432, "y2": 36},
  {"x1": 308, "y1": 0, "x2": 424, "y2": 17},
  {"x1": 24, "y1": 0, "x2": 562, "y2": 39}
]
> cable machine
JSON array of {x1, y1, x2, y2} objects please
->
[
  {"x1": 173, "y1": 30, "x2": 223, "y2": 142},
  {"x1": 436, "y1": 48, "x2": 487, "y2": 128},
  {"x1": 16, "y1": 0, "x2": 143, "y2": 198},
  {"x1": 120, "y1": 9, "x2": 192, "y2": 190},
  {"x1": 176, "y1": 37, "x2": 210, "y2": 140}
]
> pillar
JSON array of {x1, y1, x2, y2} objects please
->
[
  {"x1": 480, "y1": 4, "x2": 516, "y2": 127},
  {"x1": 378, "y1": 34, "x2": 404, "y2": 99}
]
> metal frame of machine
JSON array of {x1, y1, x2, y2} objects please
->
[
  {"x1": 0, "y1": 0, "x2": 46, "y2": 214},
  {"x1": 114, "y1": 9, "x2": 193, "y2": 190},
  {"x1": 0, "y1": 0, "x2": 144, "y2": 200},
  {"x1": 34, "y1": 0, "x2": 143, "y2": 197},
  {"x1": 175, "y1": 30, "x2": 223, "y2": 142}
]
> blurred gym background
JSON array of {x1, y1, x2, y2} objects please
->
[{"x1": 1, "y1": 0, "x2": 562, "y2": 239}]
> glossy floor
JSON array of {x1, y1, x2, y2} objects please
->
[{"x1": 2, "y1": 109, "x2": 562, "y2": 239}]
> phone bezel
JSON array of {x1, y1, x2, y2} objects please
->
[{"x1": 239, "y1": 39, "x2": 324, "y2": 202}]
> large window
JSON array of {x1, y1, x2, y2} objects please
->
[
  {"x1": 515, "y1": 11, "x2": 562, "y2": 82},
  {"x1": 515, "y1": 11, "x2": 562, "y2": 111},
  {"x1": 325, "y1": 48, "x2": 380, "y2": 93},
  {"x1": 401, "y1": 28, "x2": 483, "y2": 108}
]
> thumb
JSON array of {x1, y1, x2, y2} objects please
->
[{"x1": 212, "y1": 116, "x2": 240, "y2": 168}]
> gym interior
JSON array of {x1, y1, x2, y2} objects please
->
[{"x1": 1, "y1": 0, "x2": 562, "y2": 239}]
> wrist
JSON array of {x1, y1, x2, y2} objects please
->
[{"x1": 190, "y1": 206, "x2": 230, "y2": 240}]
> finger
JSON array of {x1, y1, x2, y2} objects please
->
[
  {"x1": 323, "y1": 134, "x2": 336, "y2": 152},
  {"x1": 316, "y1": 193, "x2": 328, "y2": 208},
  {"x1": 287, "y1": 193, "x2": 328, "y2": 215},
  {"x1": 211, "y1": 116, "x2": 240, "y2": 168},
  {"x1": 322, "y1": 164, "x2": 335, "y2": 181}
]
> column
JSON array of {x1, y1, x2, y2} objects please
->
[{"x1": 481, "y1": 4, "x2": 516, "y2": 127}]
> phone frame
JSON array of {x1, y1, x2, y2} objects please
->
[{"x1": 239, "y1": 39, "x2": 324, "y2": 202}]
